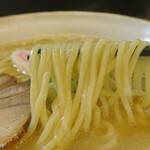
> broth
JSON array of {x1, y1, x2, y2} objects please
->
[
  {"x1": 0, "y1": 34, "x2": 150, "y2": 150},
  {"x1": 11, "y1": 114, "x2": 150, "y2": 150}
]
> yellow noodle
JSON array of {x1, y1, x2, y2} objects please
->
[
  {"x1": 100, "y1": 96, "x2": 109, "y2": 117},
  {"x1": 122, "y1": 40, "x2": 140, "y2": 96},
  {"x1": 8, "y1": 38, "x2": 149, "y2": 149},
  {"x1": 84, "y1": 41, "x2": 111, "y2": 131},
  {"x1": 114, "y1": 99, "x2": 122, "y2": 121},
  {"x1": 72, "y1": 41, "x2": 92, "y2": 122},
  {"x1": 144, "y1": 58, "x2": 150, "y2": 105},
  {"x1": 93, "y1": 105, "x2": 101, "y2": 129}
]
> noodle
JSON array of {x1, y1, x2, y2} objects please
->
[
  {"x1": 0, "y1": 35, "x2": 149, "y2": 150},
  {"x1": 25, "y1": 38, "x2": 149, "y2": 149}
]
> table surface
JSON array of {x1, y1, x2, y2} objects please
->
[{"x1": 0, "y1": 0, "x2": 150, "y2": 19}]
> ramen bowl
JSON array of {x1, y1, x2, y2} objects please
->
[
  {"x1": 0, "y1": 11, "x2": 150, "y2": 44},
  {"x1": 1, "y1": 11, "x2": 150, "y2": 150}
]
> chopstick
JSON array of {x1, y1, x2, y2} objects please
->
[
  {"x1": 27, "y1": 46, "x2": 150, "y2": 60},
  {"x1": 115, "y1": 46, "x2": 150, "y2": 56},
  {"x1": 139, "y1": 46, "x2": 150, "y2": 56}
]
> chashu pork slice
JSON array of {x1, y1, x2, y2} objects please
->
[
  {"x1": 0, "y1": 82, "x2": 30, "y2": 99},
  {"x1": 0, "y1": 83, "x2": 30, "y2": 149},
  {"x1": 0, "y1": 74, "x2": 17, "y2": 90}
]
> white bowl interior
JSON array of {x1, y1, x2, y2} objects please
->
[{"x1": 0, "y1": 11, "x2": 150, "y2": 44}]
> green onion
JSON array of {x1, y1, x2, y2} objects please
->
[{"x1": 26, "y1": 79, "x2": 31, "y2": 84}]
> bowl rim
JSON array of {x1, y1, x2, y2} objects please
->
[
  {"x1": 0, "y1": 11, "x2": 150, "y2": 25},
  {"x1": 1, "y1": 11, "x2": 150, "y2": 44}
]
